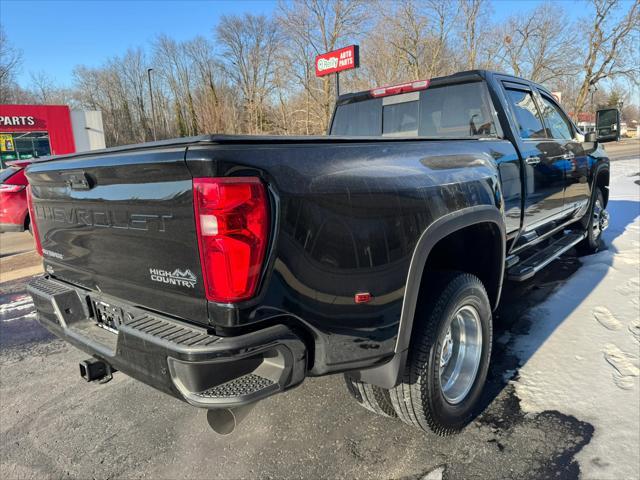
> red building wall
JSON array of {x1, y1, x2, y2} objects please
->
[{"x1": 0, "y1": 104, "x2": 76, "y2": 155}]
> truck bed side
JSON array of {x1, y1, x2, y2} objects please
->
[{"x1": 185, "y1": 138, "x2": 518, "y2": 373}]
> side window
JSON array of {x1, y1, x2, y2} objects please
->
[
  {"x1": 539, "y1": 95, "x2": 573, "y2": 140},
  {"x1": 505, "y1": 89, "x2": 546, "y2": 139}
]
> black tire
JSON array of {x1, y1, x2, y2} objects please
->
[
  {"x1": 389, "y1": 272, "x2": 492, "y2": 435},
  {"x1": 344, "y1": 375, "x2": 396, "y2": 418},
  {"x1": 577, "y1": 188, "x2": 606, "y2": 255}
]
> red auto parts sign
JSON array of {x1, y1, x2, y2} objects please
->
[
  {"x1": 0, "y1": 115, "x2": 36, "y2": 127},
  {"x1": 315, "y1": 45, "x2": 359, "y2": 77}
]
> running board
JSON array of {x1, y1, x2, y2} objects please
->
[{"x1": 508, "y1": 232, "x2": 586, "y2": 282}]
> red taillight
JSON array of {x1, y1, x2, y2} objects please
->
[
  {"x1": 370, "y1": 79, "x2": 430, "y2": 98},
  {"x1": 26, "y1": 185, "x2": 43, "y2": 256},
  {"x1": 193, "y1": 177, "x2": 269, "y2": 303},
  {"x1": 0, "y1": 184, "x2": 26, "y2": 193}
]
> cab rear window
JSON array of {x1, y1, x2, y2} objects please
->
[
  {"x1": 330, "y1": 98, "x2": 382, "y2": 136},
  {"x1": 330, "y1": 81, "x2": 498, "y2": 138},
  {"x1": 382, "y1": 92, "x2": 419, "y2": 137}
]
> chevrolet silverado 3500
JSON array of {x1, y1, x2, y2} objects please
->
[{"x1": 26, "y1": 70, "x2": 609, "y2": 435}]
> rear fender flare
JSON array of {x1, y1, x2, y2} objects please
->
[
  {"x1": 353, "y1": 205, "x2": 506, "y2": 389},
  {"x1": 593, "y1": 164, "x2": 610, "y2": 206},
  {"x1": 578, "y1": 163, "x2": 610, "y2": 230}
]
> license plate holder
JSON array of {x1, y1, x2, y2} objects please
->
[{"x1": 90, "y1": 298, "x2": 123, "y2": 333}]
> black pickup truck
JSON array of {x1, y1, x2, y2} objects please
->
[{"x1": 26, "y1": 70, "x2": 609, "y2": 435}]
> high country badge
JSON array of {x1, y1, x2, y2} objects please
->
[{"x1": 149, "y1": 268, "x2": 197, "y2": 288}]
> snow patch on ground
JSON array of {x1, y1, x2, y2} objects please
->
[
  {"x1": 511, "y1": 158, "x2": 640, "y2": 480},
  {"x1": 0, "y1": 294, "x2": 36, "y2": 322},
  {"x1": 421, "y1": 466, "x2": 445, "y2": 480}
]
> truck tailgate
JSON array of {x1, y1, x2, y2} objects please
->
[{"x1": 25, "y1": 147, "x2": 208, "y2": 324}]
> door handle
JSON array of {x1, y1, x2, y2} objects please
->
[{"x1": 525, "y1": 156, "x2": 541, "y2": 165}]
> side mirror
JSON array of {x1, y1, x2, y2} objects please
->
[
  {"x1": 595, "y1": 108, "x2": 620, "y2": 142},
  {"x1": 585, "y1": 131, "x2": 597, "y2": 143}
]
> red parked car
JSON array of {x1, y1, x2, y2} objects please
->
[{"x1": 0, "y1": 160, "x2": 32, "y2": 233}]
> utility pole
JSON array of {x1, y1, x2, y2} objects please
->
[
  {"x1": 147, "y1": 68, "x2": 157, "y2": 141},
  {"x1": 590, "y1": 84, "x2": 598, "y2": 132}
]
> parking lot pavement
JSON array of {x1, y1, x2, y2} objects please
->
[
  {"x1": 0, "y1": 232, "x2": 35, "y2": 258},
  {"x1": 0, "y1": 158, "x2": 638, "y2": 480},
  {"x1": 0, "y1": 266, "x2": 596, "y2": 480},
  {"x1": 603, "y1": 137, "x2": 640, "y2": 161},
  {"x1": 0, "y1": 232, "x2": 41, "y2": 283}
]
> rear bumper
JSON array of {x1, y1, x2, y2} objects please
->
[
  {"x1": 27, "y1": 276, "x2": 307, "y2": 409},
  {"x1": 0, "y1": 222, "x2": 25, "y2": 233}
]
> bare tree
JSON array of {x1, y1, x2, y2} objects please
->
[
  {"x1": 29, "y1": 71, "x2": 58, "y2": 104},
  {"x1": 359, "y1": 0, "x2": 458, "y2": 88},
  {"x1": 7, "y1": 0, "x2": 638, "y2": 145},
  {"x1": 497, "y1": 4, "x2": 579, "y2": 83},
  {"x1": 457, "y1": 0, "x2": 489, "y2": 70},
  {"x1": 117, "y1": 49, "x2": 152, "y2": 141},
  {"x1": 425, "y1": 0, "x2": 458, "y2": 77},
  {"x1": 0, "y1": 26, "x2": 23, "y2": 102},
  {"x1": 153, "y1": 35, "x2": 201, "y2": 137},
  {"x1": 73, "y1": 50, "x2": 161, "y2": 146},
  {"x1": 182, "y1": 36, "x2": 236, "y2": 134},
  {"x1": 28, "y1": 70, "x2": 75, "y2": 105},
  {"x1": 278, "y1": 0, "x2": 370, "y2": 132},
  {"x1": 383, "y1": 1, "x2": 431, "y2": 79},
  {"x1": 622, "y1": 103, "x2": 639, "y2": 123},
  {"x1": 216, "y1": 14, "x2": 280, "y2": 134},
  {"x1": 574, "y1": 0, "x2": 640, "y2": 114}
]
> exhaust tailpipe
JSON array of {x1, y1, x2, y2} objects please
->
[{"x1": 206, "y1": 403, "x2": 256, "y2": 435}]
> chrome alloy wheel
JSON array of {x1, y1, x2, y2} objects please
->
[
  {"x1": 439, "y1": 305, "x2": 483, "y2": 405},
  {"x1": 592, "y1": 198, "x2": 609, "y2": 240}
]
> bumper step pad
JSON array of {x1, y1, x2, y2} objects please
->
[
  {"x1": 195, "y1": 374, "x2": 275, "y2": 399},
  {"x1": 29, "y1": 276, "x2": 73, "y2": 296},
  {"x1": 124, "y1": 314, "x2": 219, "y2": 348}
]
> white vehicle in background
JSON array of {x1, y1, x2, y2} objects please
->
[{"x1": 620, "y1": 122, "x2": 628, "y2": 137}]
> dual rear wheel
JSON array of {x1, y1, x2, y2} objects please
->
[
  {"x1": 578, "y1": 188, "x2": 608, "y2": 254},
  {"x1": 346, "y1": 188, "x2": 607, "y2": 433},
  {"x1": 345, "y1": 272, "x2": 492, "y2": 435}
]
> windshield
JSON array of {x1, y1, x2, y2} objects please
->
[{"x1": 331, "y1": 81, "x2": 498, "y2": 139}]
